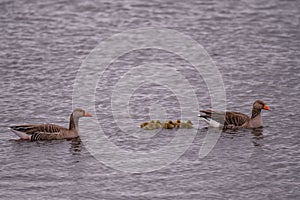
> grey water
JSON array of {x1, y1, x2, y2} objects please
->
[{"x1": 0, "y1": 0, "x2": 299, "y2": 199}]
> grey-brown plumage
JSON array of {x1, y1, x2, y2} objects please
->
[
  {"x1": 199, "y1": 100, "x2": 270, "y2": 129},
  {"x1": 9, "y1": 108, "x2": 92, "y2": 141}
]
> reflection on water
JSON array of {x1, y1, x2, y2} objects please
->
[
  {"x1": 251, "y1": 128, "x2": 263, "y2": 146},
  {"x1": 68, "y1": 137, "x2": 82, "y2": 155},
  {"x1": 251, "y1": 128, "x2": 263, "y2": 138}
]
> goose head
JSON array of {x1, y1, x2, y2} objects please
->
[
  {"x1": 72, "y1": 108, "x2": 93, "y2": 118},
  {"x1": 253, "y1": 100, "x2": 270, "y2": 111}
]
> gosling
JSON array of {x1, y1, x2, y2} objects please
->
[
  {"x1": 140, "y1": 122, "x2": 149, "y2": 128},
  {"x1": 180, "y1": 120, "x2": 193, "y2": 129},
  {"x1": 141, "y1": 120, "x2": 162, "y2": 130},
  {"x1": 162, "y1": 120, "x2": 175, "y2": 129},
  {"x1": 174, "y1": 119, "x2": 181, "y2": 128}
]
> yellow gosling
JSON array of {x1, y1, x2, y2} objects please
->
[
  {"x1": 174, "y1": 119, "x2": 181, "y2": 128},
  {"x1": 143, "y1": 123, "x2": 156, "y2": 130},
  {"x1": 180, "y1": 120, "x2": 193, "y2": 129},
  {"x1": 154, "y1": 120, "x2": 162, "y2": 129},
  {"x1": 162, "y1": 120, "x2": 174, "y2": 129},
  {"x1": 140, "y1": 122, "x2": 149, "y2": 128},
  {"x1": 141, "y1": 120, "x2": 162, "y2": 130}
]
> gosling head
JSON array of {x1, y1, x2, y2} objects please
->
[
  {"x1": 140, "y1": 122, "x2": 149, "y2": 128},
  {"x1": 167, "y1": 120, "x2": 174, "y2": 125},
  {"x1": 186, "y1": 120, "x2": 193, "y2": 125}
]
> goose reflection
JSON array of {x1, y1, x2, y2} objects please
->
[
  {"x1": 251, "y1": 128, "x2": 263, "y2": 146},
  {"x1": 68, "y1": 137, "x2": 82, "y2": 155}
]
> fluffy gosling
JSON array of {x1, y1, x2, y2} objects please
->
[
  {"x1": 180, "y1": 120, "x2": 193, "y2": 129},
  {"x1": 162, "y1": 120, "x2": 175, "y2": 129}
]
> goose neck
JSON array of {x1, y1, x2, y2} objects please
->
[
  {"x1": 69, "y1": 113, "x2": 79, "y2": 130},
  {"x1": 251, "y1": 108, "x2": 261, "y2": 119}
]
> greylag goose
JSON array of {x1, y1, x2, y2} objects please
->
[
  {"x1": 9, "y1": 108, "x2": 92, "y2": 141},
  {"x1": 199, "y1": 100, "x2": 270, "y2": 129}
]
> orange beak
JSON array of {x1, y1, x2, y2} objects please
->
[
  {"x1": 84, "y1": 112, "x2": 93, "y2": 117},
  {"x1": 263, "y1": 104, "x2": 270, "y2": 110}
]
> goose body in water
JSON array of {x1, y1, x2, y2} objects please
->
[
  {"x1": 199, "y1": 100, "x2": 270, "y2": 129},
  {"x1": 9, "y1": 108, "x2": 92, "y2": 141}
]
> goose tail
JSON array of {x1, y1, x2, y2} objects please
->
[
  {"x1": 8, "y1": 127, "x2": 30, "y2": 140},
  {"x1": 198, "y1": 114, "x2": 223, "y2": 128}
]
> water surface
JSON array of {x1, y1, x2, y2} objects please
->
[{"x1": 0, "y1": 0, "x2": 299, "y2": 199}]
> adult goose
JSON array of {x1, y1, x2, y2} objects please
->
[
  {"x1": 199, "y1": 100, "x2": 270, "y2": 129},
  {"x1": 9, "y1": 108, "x2": 92, "y2": 141}
]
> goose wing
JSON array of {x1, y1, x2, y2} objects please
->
[
  {"x1": 224, "y1": 111, "x2": 250, "y2": 126},
  {"x1": 9, "y1": 124, "x2": 68, "y2": 135},
  {"x1": 200, "y1": 109, "x2": 250, "y2": 126}
]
